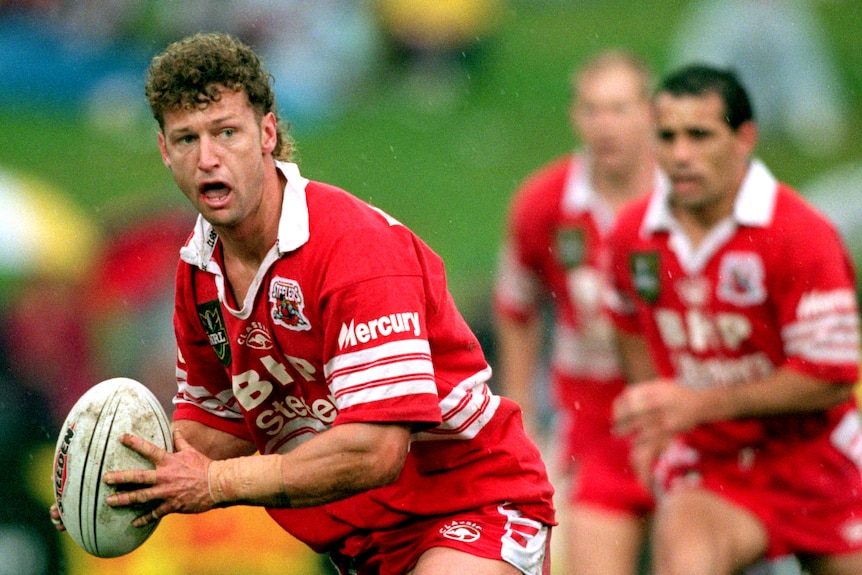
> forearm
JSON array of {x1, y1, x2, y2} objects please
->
[
  {"x1": 173, "y1": 419, "x2": 257, "y2": 460},
  {"x1": 208, "y1": 422, "x2": 411, "y2": 508},
  {"x1": 696, "y1": 366, "x2": 854, "y2": 424},
  {"x1": 614, "y1": 329, "x2": 657, "y2": 383},
  {"x1": 494, "y1": 315, "x2": 542, "y2": 418}
]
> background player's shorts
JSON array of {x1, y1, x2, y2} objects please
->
[
  {"x1": 655, "y1": 410, "x2": 862, "y2": 558},
  {"x1": 554, "y1": 377, "x2": 654, "y2": 516},
  {"x1": 330, "y1": 503, "x2": 551, "y2": 575}
]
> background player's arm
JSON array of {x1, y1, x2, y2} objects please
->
[
  {"x1": 615, "y1": 366, "x2": 854, "y2": 442},
  {"x1": 614, "y1": 329, "x2": 657, "y2": 384},
  {"x1": 494, "y1": 313, "x2": 543, "y2": 439}
]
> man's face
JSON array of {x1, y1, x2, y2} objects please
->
[
  {"x1": 654, "y1": 91, "x2": 754, "y2": 213},
  {"x1": 157, "y1": 87, "x2": 277, "y2": 230},
  {"x1": 572, "y1": 66, "x2": 654, "y2": 175}
]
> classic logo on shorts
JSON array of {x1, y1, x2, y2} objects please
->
[
  {"x1": 198, "y1": 299, "x2": 231, "y2": 366},
  {"x1": 441, "y1": 521, "x2": 482, "y2": 543},
  {"x1": 630, "y1": 251, "x2": 660, "y2": 304},
  {"x1": 270, "y1": 277, "x2": 311, "y2": 331},
  {"x1": 717, "y1": 252, "x2": 766, "y2": 306}
]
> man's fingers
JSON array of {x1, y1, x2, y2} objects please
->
[
  {"x1": 105, "y1": 483, "x2": 161, "y2": 507},
  {"x1": 120, "y1": 433, "x2": 167, "y2": 463},
  {"x1": 49, "y1": 504, "x2": 65, "y2": 531},
  {"x1": 132, "y1": 505, "x2": 167, "y2": 528},
  {"x1": 103, "y1": 467, "x2": 158, "y2": 487},
  {"x1": 172, "y1": 428, "x2": 191, "y2": 452}
]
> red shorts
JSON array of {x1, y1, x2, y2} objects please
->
[
  {"x1": 329, "y1": 503, "x2": 551, "y2": 575},
  {"x1": 554, "y1": 377, "x2": 654, "y2": 516},
  {"x1": 655, "y1": 410, "x2": 862, "y2": 558}
]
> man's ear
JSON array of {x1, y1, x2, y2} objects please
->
[
  {"x1": 261, "y1": 112, "x2": 278, "y2": 156},
  {"x1": 736, "y1": 120, "x2": 758, "y2": 157},
  {"x1": 158, "y1": 132, "x2": 172, "y2": 168}
]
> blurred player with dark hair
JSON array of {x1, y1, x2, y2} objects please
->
[{"x1": 609, "y1": 64, "x2": 862, "y2": 575}]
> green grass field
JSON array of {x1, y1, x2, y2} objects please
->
[{"x1": 1, "y1": 0, "x2": 861, "y2": 319}]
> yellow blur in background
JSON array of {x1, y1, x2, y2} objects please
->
[{"x1": 29, "y1": 445, "x2": 325, "y2": 575}]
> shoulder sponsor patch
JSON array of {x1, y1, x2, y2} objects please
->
[
  {"x1": 338, "y1": 311, "x2": 421, "y2": 350},
  {"x1": 270, "y1": 277, "x2": 311, "y2": 331},
  {"x1": 197, "y1": 299, "x2": 231, "y2": 366}
]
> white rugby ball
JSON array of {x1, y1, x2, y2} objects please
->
[{"x1": 52, "y1": 377, "x2": 173, "y2": 558}]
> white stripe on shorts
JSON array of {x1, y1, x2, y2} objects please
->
[{"x1": 497, "y1": 504, "x2": 550, "y2": 575}]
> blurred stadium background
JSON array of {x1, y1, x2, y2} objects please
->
[{"x1": 1, "y1": 1, "x2": 860, "y2": 574}]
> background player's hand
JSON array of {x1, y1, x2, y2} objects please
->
[
  {"x1": 49, "y1": 503, "x2": 65, "y2": 531},
  {"x1": 613, "y1": 379, "x2": 704, "y2": 441},
  {"x1": 104, "y1": 428, "x2": 216, "y2": 526}
]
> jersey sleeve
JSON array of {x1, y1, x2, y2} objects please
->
[
  {"x1": 772, "y1": 198, "x2": 860, "y2": 383},
  {"x1": 493, "y1": 158, "x2": 569, "y2": 323},
  {"x1": 172, "y1": 262, "x2": 253, "y2": 441},
  {"x1": 493, "y1": 240, "x2": 542, "y2": 323},
  {"x1": 315, "y1": 212, "x2": 447, "y2": 432}
]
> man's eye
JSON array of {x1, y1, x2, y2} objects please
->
[
  {"x1": 657, "y1": 130, "x2": 674, "y2": 142},
  {"x1": 222, "y1": 129, "x2": 234, "y2": 137}
]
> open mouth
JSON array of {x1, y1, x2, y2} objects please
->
[{"x1": 199, "y1": 181, "x2": 231, "y2": 203}]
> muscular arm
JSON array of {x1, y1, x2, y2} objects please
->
[
  {"x1": 105, "y1": 421, "x2": 411, "y2": 523},
  {"x1": 264, "y1": 421, "x2": 411, "y2": 507}
]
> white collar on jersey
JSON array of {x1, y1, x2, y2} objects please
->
[
  {"x1": 561, "y1": 152, "x2": 664, "y2": 233},
  {"x1": 179, "y1": 161, "x2": 311, "y2": 269},
  {"x1": 641, "y1": 158, "x2": 778, "y2": 236}
]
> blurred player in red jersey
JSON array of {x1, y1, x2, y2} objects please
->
[
  {"x1": 50, "y1": 32, "x2": 555, "y2": 575},
  {"x1": 607, "y1": 64, "x2": 862, "y2": 575},
  {"x1": 493, "y1": 50, "x2": 659, "y2": 575}
]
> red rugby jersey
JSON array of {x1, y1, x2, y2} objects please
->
[
  {"x1": 172, "y1": 162, "x2": 555, "y2": 551},
  {"x1": 494, "y1": 154, "x2": 663, "y2": 399},
  {"x1": 606, "y1": 160, "x2": 860, "y2": 454}
]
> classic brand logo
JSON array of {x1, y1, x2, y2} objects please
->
[
  {"x1": 440, "y1": 521, "x2": 482, "y2": 542},
  {"x1": 337, "y1": 312, "x2": 421, "y2": 350},
  {"x1": 270, "y1": 277, "x2": 311, "y2": 331},
  {"x1": 238, "y1": 322, "x2": 273, "y2": 350},
  {"x1": 198, "y1": 299, "x2": 231, "y2": 366},
  {"x1": 53, "y1": 423, "x2": 75, "y2": 514}
]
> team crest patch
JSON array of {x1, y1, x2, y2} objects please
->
[
  {"x1": 717, "y1": 252, "x2": 766, "y2": 306},
  {"x1": 270, "y1": 277, "x2": 311, "y2": 331},
  {"x1": 197, "y1": 299, "x2": 231, "y2": 366},
  {"x1": 630, "y1": 251, "x2": 660, "y2": 304},
  {"x1": 556, "y1": 227, "x2": 585, "y2": 269}
]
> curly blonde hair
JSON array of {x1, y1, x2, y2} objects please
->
[{"x1": 145, "y1": 32, "x2": 293, "y2": 161}]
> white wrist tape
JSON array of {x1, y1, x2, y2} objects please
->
[{"x1": 207, "y1": 454, "x2": 285, "y2": 505}]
